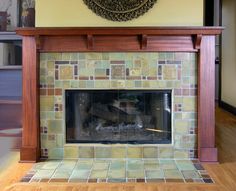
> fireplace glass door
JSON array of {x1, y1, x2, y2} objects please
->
[{"x1": 66, "y1": 90, "x2": 172, "y2": 144}]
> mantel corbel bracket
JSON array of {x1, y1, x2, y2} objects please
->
[
  {"x1": 192, "y1": 34, "x2": 202, "y2": 50},
  {"x1": 87, "y1": 34, "x2": 94, "y2": 50},
  {"x1": 140, "y1": 34, "x2": 148, "y2": 50},
  {"x1": 35, "y1": 35, "x2": 42, "y2": 50}
]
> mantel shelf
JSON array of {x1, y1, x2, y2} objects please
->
[{"x1": 16, "y1": 27, "x2": 223, "y2": 36}]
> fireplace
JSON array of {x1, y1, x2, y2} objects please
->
[
  {"x1": 17, "y1": 27, "x2": 222, "y2": 163},
  {"x1": 66, "y1": 90, "x2": 172, "y2": 144}
]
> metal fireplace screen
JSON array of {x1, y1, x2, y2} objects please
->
[{"x1": 66, "y1": 90, "x2": 172, "y2": 144}]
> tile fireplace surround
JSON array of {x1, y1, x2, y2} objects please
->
[{"x1": 16, "y1": 27, "x2": 223, "y2": 163}]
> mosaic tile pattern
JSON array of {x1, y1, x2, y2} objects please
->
[
  {"x1": 40, "y1": 52, "x2": 197, "y2": 160},
  {"x1": 20, "y1": 159, "x2": 214, "y2": 184}
]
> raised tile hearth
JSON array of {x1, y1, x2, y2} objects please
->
[{"x1": 21, "y1": 159, "x2": 214, "y2": 184}]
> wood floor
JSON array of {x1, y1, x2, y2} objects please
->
[{"x1": 1, "y1": 106, "x2": 236, "y2": 191}]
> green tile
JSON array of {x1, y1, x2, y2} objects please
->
[
  {"x1": 127, "y1": 160, "x2": 144, "y2": 170},
  {"x1": 144, "y1": 160, "x2": 160, "y2": 170},
  {"x1": 95, "y1": 147, "x2": 111, "y2": 158},
  {"x1": 143, "y1": 147, "x2": 158, "y2": 158},
  {"x1": 111, "y1": 147, "x2": 126, "y2": 158},
  {"x1": 70, "y1": 170, "x2": 90, "y2": 179},
  {"x1": 75, "y1": 161, "x2": 93, "y2": 170},
  {"x1": 58, "y1": 160, "x2": 77, "y2": 170},
  {"x1": 47, "y1": 120, "x2": 63, "y2": 134},
  {"x1": 110, "y1": 161, "x2": 126, "y2": 170},
  {"x1": 33, "y1": 170, "x2": 55, "y2": 179},
  {"x1": 127, "y1": 147, "x2": 143, "y2": 158},
  {"x1": 40, "y1": 97, "x2": 54, "y2": 111},
  {"x1": 146, "y1": 170, "x2": 164, "y2": 179},
  {"x1": 48, "y1": 148, "x2": 64, "y2": 159},
  {"x1": 59, "y1": 66, "x2": 73, "y2": 80},
  {"x1": 78, "y1": 147, "x2": 94, "y2": 158},
  {"x1": 127, "y1": 170, "x2": 145, "y2": 179},
  {"x1": 159, "y1": 147, "x2": 174, "y2": 158},
  {"x1": 52, "y1": 169, "x2": 72, "y2": 179},
  {"x1": 90, "y1": 170, "x2": 107, "y2": 179},
  {"x1": 176, "y1": 160, "x2": 195, "y2": 170},
  {"x1": 164, "y1": 169, "x2": 183, "y2": 179},
  {"x1": 41, "y1": 161, "x2": 61, "y2": 170},
  {"x1": 93, "y1": 162, "x2": 109, "y2": 170},
  {"x1": 108, "y1": 170, "x2": 126, "y2": 179}
]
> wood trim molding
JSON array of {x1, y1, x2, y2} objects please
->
[{"x1": 17, "y1": 27, "x2": 223, "y2": 163}]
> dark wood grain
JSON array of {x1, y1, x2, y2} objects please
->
[
  {"x1": 198, "y1": 36, "x2": 218, "y2": 162},
  {"x1": 20, "y1": 36, "x2": 40, "y2": 162}
]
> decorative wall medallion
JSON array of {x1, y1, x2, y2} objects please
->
[{"x1": 83, "y1": 0, "x2": 157, "y2": 21}]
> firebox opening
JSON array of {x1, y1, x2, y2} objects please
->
[{"x1": 66, "y1": 90, "x2": 172, "y2": 144}]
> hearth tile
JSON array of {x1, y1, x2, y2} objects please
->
[
  {"x1": 174, "y1": 150, "x2": 189, "y2": 159},
  {"x1": 148, "y1": 67, "x2": 157, "y2": 76},
  {"x1": 176, "y1": 160, "x2": 195, "y2": 171},
  {"x1": 111, "y1": 65, "x2": 125, "y2": 80},
  {"x1": 90, "y1": 170, "x2": 107, "y2": 179},
  {"x1": 40, "y1": 161, "x2": 61, "y2": 170},
  {"x1": 175, "y1": 121, "x2": 189, "y2": 134},
  {"x1": 194, "y1": 163, "x2": 205, "y2": 170},
  {"x1": 30, "y1": 178, "x2": 41, "y2": 183},
  {"x1": 142, "y1": 81, "x2": 150, "y2": 88},
  {"x1": 58, "y1": 160, "x2": 77, "y2": 170},
  {"x1": 71, "y1": 81, "x2": 80, "y2": 88},
  {"x1": 88, "y1": 179, "x2": 98, "y2": 183},
  {"x1": 40, "y1": 178, "x2": 50, "y2": 182},
  {"x1": 161, "y1": 162, "x2": 178, "y2": 170},
  {"x1": 107, "y1": 178, "x2": 127, "y2": 183},
  {"x1": 78, "y1": 146, "x2": 94, "y2": 158},
  {"x1": 95, "y1": 69, "x2": 107, "y2": 77},
  {"x1": 40, "y1": 97, "x2": 54, "y2": 111},
  {"x1": 79, "y1": 81, "x2": 86, "y2": 88},
  {"x1": 126, "y1": 81, "x2": 135, "y2": 88},
  {"x1": 111, "y1": 147, "x2": 126, "y2": 158},
  {"x1": 164, "y1": 169, "x2": 183, "y2": 179},
  {"x1": 127, "y1": 147, "x2": 143, "y2": 158},
  {"x1": 75, "y1": 161, "x2": 93, "y2": 170},
  {"x1": 192, "y1": 178, "x2": 204, "y2": 183},
  {"x1": 95, "y1": 147, "x2": 111, "y2": 158},
  {"x1": 70, "y1": 170, "x2": 90, "y2": 179},
  {"x1": 52, "y1": 169, "x2": 72, "y2": 179},
  {"x1": 108, "y1": 170, "x2": 126, "y2": 179},
  {"x1": 165, "y1": 178, "x2": 184, "y2": 183},
  {"x1": 127, "y1": 178, "x2": 136, "y2": 182},
  {"x1": 143, "y1": 147, "x2": 158, "y2": 158},
  {"x1": 93, "y1": 162, "x2": 109, "y2": 170},
  {"x1": 182, "y1": 170, "x2": 201, "y2": 179},
  {"x1": 203, "y1": 179, "x2": 214, "y2": 183},
  {"x1": 64, "y1": 147, "x2": 79, "y2": 159},
  {"x1": 110, "y1": 161, "x2": 126, "y2": 170},
  {"x1": 145, "y1": 170, "x2": 164, "y2": 179},
  {"x1": 55, "y1": 112, "x2": 63, "y2": 119},
  {"x1": 159, "y1": 147, "x2": 174, "y2": 158},
  {"x1": 144, "y1": 161, "x2": 160, "y2": 170},
  {"x1": 127, "y1": 160, "x2": 144, "y2": 170},
  {"x1": 50, "y1": 178, "x2": 69, "y2": 183},
  {"x1": 97, "y1": 178, "x2": 107, "y2": 183},
  {"x1": 69, "y1": 178, "x2": 87, "y2": 183},
  {"x1": 127, "y1": 170, "x2": 145, "y2": 179},
  {"x1": 146, "y1": 178, "x2": 165, "y2": 183},
  {"x1": 33, "y1": 169, "x2": 55, "y2": 179}
]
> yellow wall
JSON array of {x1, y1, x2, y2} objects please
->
[
  {"x1": 222, "y1": 0, "x2": 236, "y2": 107},
  {"x1": 36, "y1": 0, "x2": 203, "y2": 27}
]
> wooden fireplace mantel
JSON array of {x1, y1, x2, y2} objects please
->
[{"x1": 16, "y1": 27, "x2": 223, "y2": 163}]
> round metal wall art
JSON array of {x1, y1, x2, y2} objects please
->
[{"x1": 83, "y1": 0, "x2": 158, "y2": 22}]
